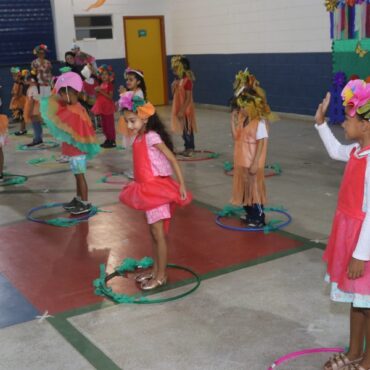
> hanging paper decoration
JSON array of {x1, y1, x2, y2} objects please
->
[
  {"x1": 329, "y1": 72, "x2": 347, "y2": 124},
  {"x1": 86, "y1": 0, "x2": 106, "y2": 11}
]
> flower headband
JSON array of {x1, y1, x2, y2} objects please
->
[
  {"x1": 118, "y1": 92, "x2": 155, "y2": 119},
  {"x1": 33, "y1": 44, "x2": 48, "y2": 55},
  {"x1": 97, "y1": 64, "x2": 115, "y2": 81},
  {"x1": 10, "y1": 67, "x2": 20, "y2": 75},
  {"x1": 124, "y1": 67, "x2": 144, "y2": 79},
  {"x1": 342, "y1": 79, "x2": 370, "y2": 120}
]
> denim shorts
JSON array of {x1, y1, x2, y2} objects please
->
[{"x1": 69, "y1": 155, "x2": 87, "y2": 175}]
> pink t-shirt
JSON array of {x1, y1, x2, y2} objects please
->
[{"x1": 146, "y1": 131, "x2": 172, "y2": 177}]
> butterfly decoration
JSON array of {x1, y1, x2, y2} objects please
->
[
  {"x1": 355, "y1": 42, "x2": 369, "y2": 58},
  {"x1": 86, "y1": 0, "x2": 106, "y2": 11},
  {"x1": 325, "y1": 0, "x2": 339, "y2": 12}
]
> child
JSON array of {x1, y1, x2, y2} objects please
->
[
  {"x1": 40, "y1": 72, "x2": 101, "y2": 215},
  {"x1": 118, "y1": 92, "x2": 192, "y2": 290},
  {"x1": 91, "y1": 64, "x2": 116, "y2": 148},
  {"x1": 9, "y1": 67, "x2": 26, "y2": 132},
  {"x1": 31, "y1": 44, "x2": 52, "y2": 98},
  {"x1": 0, "y1": 114, "x2": 8, "y2": 182},
  {"x1": 118, "y1": 68, "x2": 147, "y2": 179},
  {"x1": 316, "y1": 81, "x2": 370, "y2": 370},
  {"x1": 230, "y1": 69, "x2": 272, "y2": 228},
  {"x1": 170, "y1": 56, "x2": 197, "y2": 157},
  {"x1": 24, "y1": 70, "x2": 43, "y2": 147}
]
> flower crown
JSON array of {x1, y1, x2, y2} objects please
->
[
  {"x1": 10, "y1": 67, "x2": 21, "y2": 75},
  {"x1": 342, "y1": 79, "x2": 370, "y2": 120},
  {"x1": 124, "y1": 67, "x2": 144, "y2": 79},
  {"x1": 118, "y1": 92, "x2": 155, "y2": 119},
  {"x1": 97, "y1": 64, "x2": 115, "y2": 81},
  {"x1": 33, "y1": 44, "x2": 48, "y2": 55}
]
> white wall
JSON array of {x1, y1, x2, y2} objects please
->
[
  {"x1": 51, "y1": 0, "x2": 168, "y2": 61},
  {"x1": 167, "y1": 0, "x2": 331, "y2": 54},
  {"x1": 51, "y1": 0, "x2": 331, "y2": 61}
]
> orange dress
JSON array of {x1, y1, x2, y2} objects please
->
[
  {"x1": 9, "y1": 82, "x2": 26, "y2": 111},
  {"x1": 231, "y1": 114, "x2": 268, "y2": 206},
  {"x1": 24, "y1": 86, "x2": 41, "y2": 125},
  {"x1": 171, "y1": 77, "x2": 197, "y2": 134},
  {"x1": 0, "y1": 114, "x2": 8, "y2": 147}
]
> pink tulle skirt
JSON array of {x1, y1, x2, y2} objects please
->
[{"x1": 324, "y1": 209, "x2": 370, "y2": 295}]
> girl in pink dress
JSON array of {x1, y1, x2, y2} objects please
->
[
  {"x1": 315, "y1": 80, "x2": 370, "y2": 370},
  {"x1": 91, "y1": 65, "x2": 116, "y2": 148},
  {"x1": 118, "y1": 92, "x2": 192, "y2": 291}
]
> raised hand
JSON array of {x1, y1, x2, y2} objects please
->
[{"x1": 315, "y1": 92, "x2": 331, "y2": 125}]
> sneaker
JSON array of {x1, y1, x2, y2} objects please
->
[
  {"x1": 240, "y1": 214, "x2": 248, "y2": 223},
  {"x1": 0, "y1": 174, "x2": 3, "y2": 183},
  {"x1": 14, "y1": 130, "x2": 27, "y2": 136},
  {"x1": 101, "y1": 140, "x2": 116, "y2": 149},
  {"x1": 56, "y1": 155, "x2": 70, "y2": 163},
  {"x1": 124, "y1": 169, "x2": 134, "y2": 180},
  {"x1": 27, "y1": 140, "x2": 43, "y2": 147},
  {"x1": 70, "y1": 202, "x2": 92, "y2": 215},
  {"x1": 247, "y1": 220, "x2": 266, "y2": 228},
  {"x1": 63, "y1": 197, "x2": 81, "y2": 211}
]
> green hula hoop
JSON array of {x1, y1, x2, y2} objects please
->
[
  {"x1": 94, "y1": 257, "x2": 201, "y2": 304},
  {"x1": 1, "y1": 173, "x2": 28, "y2": 186}
]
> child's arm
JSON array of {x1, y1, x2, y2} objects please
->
[
  {"x1": 348, "y1": 157, "x2": 370, "y2": 279},
  {"x1": 315, "y1": 92, "x2": 356, "y2": 162},
  {"x1": 154, "y1": 142, "x2": 187, "y2": 200},
  {"x1": 249, "y1": 138, "x2": 266, "y2": 175},
  {"x1": 230, "y1": 110, "x2": 238, "y2": 140},
  {"x1": 96, "y1": 88, "x2": 113, "y2": 100}
]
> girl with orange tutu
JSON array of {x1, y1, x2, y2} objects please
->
[
  {"x1": 315, "y1": 82, "x2": 370, "y2": 370},
  {"x1": 0, "y1": 114, "x2": 8, "y2": 182},
  {"x1": 118, "y1": 92, "x2": 192, "y2": 290},
  {"x1": 24, "y1": 71, "x2": 43, "y2": 147},
  {"x1": 41, "y1": 72, "x2": 101, "y2": 215},
  {"x1": 170, "y1": 56, "x2": 197, "y2": 157},
  {"x1": 91, "y1": 64, "x2": 116, "y2": 148},
  {"x1": 9, "y1": 67, "x2": 26, "y2": 132},
  {"x1": 230, "y1": 69, "x2": 272, "y2": 228}
]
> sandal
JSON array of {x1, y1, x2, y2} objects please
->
[
  {"x1": 140, "y1": 277, "x2": 167, "y2": 291},
  {"x1": 324, "y1": 353, "x2": 362, "y2": 370},
  {"x1": 135, "y1": 272, "x2": 153, "y2": 283}
]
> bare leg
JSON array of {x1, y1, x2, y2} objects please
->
[
  {"x1": 75, "y1": 174, "x2": 88, "y2": 201},
  {"x1": 347, "y1": 305, "x2": 366, "y2": 360},
  {"x1": 358, "y1": 308, "x2": 370, "y2": 368},
  {"x1": 149, "y1": 221, "x2": 167, "y2": 280}
]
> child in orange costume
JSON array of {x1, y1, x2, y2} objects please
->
[
  {"x1": 170, "y1": 56, "x2": 197, "y2": 157},
  {"x1": 9, "y1": 67, "x2": 26, "y2": 133},
  {"x1": 230, "y1": 69, "x2": 274, "y2": 228}
]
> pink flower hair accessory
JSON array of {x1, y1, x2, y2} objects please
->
[
  {"x1": 341, "y1": 79, "x2": 370, "y2": 117},
  {"x1": 118, "y1": 91, "x2": 135, "y2": 111}
]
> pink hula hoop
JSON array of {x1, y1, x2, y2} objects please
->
[{"x1": 268, "y1": 347, "x2": 345, "y2": 369}]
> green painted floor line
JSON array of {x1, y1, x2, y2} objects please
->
[{"x1": 48, "y1": 316, "x2": 122, "y2": 370}]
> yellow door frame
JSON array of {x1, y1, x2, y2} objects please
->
[{"x1": 123, "y1": 16, "x2": 169, "y2": 105}]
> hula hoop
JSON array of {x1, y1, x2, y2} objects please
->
[
  {"x1": 17, "y1": 141, "x2": 60, "y2": 151},
  {"x1": 177, "y1": 150, "x2": 220, "y2": 162},
  {"x1": 94, "y1": 258, "x2": 201, "y2": 304},
  {"x1": 268, "y1": 347, "x2": 345, "y2": 369},
  {"x1": 215, "y1": 208, "x2": 292, "y2": 233},
  {"x1": 224, "y1": 163, "x2": 282, "y2": 178},
  {"x1": 100, "y1": 172, "x2": 130, "y2": 185},
  {"x1": 0, "y1": 173, "x2": 28, "y2": 186},
  {"x1": 27, "y1": 202, "x2": 98, "y2": 227},
  {"x1": 27, "y1": 156, "x2": 69, "y2": 168}
]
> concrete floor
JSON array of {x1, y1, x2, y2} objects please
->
[{"x1": 0, "y1": 106, "x2": 350, "y2": 370}]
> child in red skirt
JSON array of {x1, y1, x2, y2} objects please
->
[
  {"x1": 315, "y1": 80, "x2": 370, "y2": 370},
  {"x1": 92, "y1": 64, "x2": 116, "y2": 148},
  {"x1": 118, "y1": 92, "x2": 192, "y2": 291}
]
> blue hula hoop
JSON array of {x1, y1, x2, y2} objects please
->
[
  {"x1": 27, "y1": 202, "x2": 96, "y2": 226},
  {"x1": 215, "y1": 209, "x2": 292, "y2": 232}
]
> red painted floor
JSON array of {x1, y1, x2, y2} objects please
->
[{"x1": 0, "y1": 203, "x2": 302, "y2": 314}]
